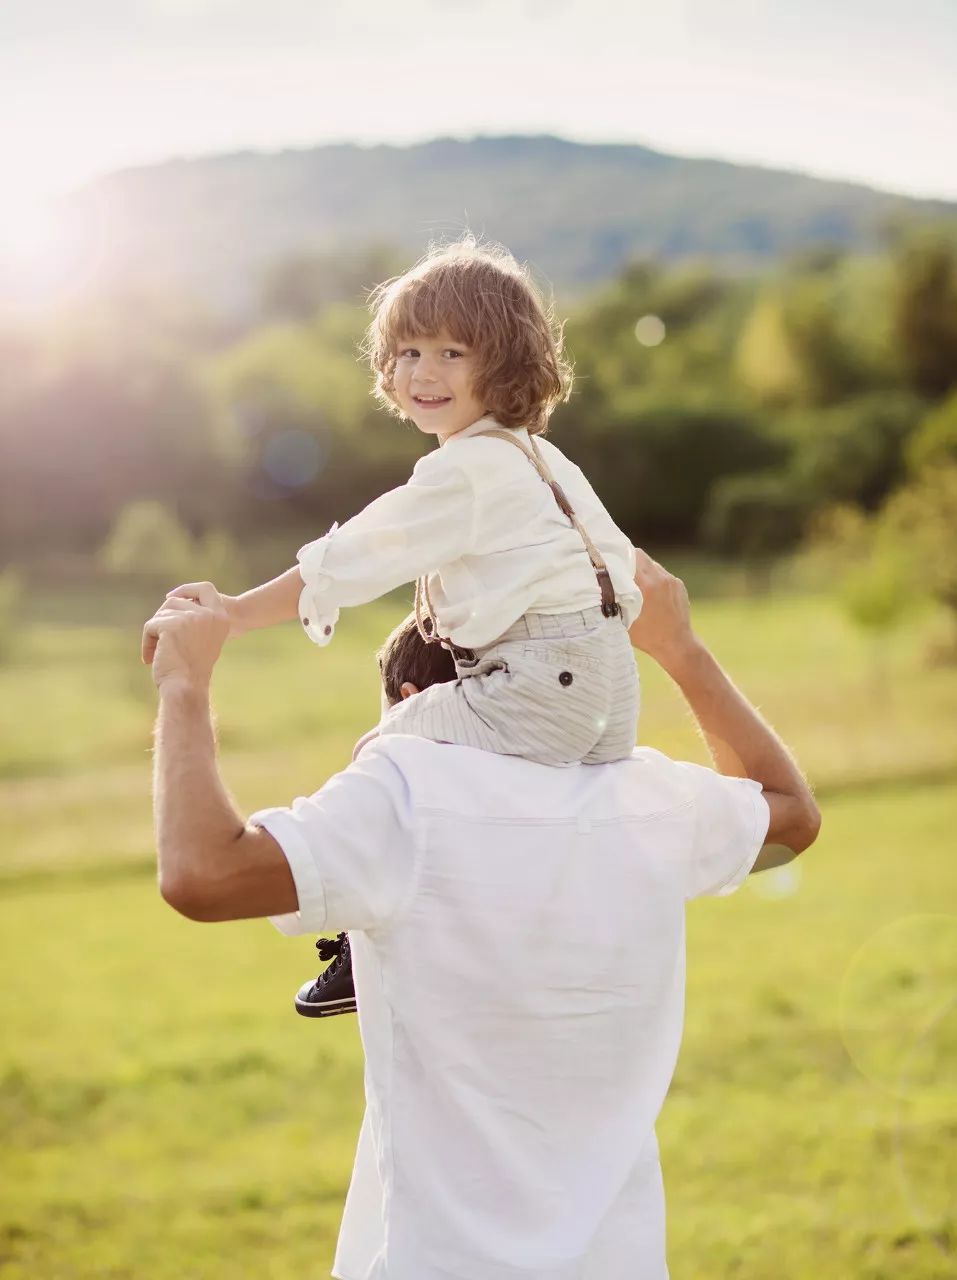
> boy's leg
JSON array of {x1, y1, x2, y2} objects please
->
[
  {"x1": 581, "y1": 622, "x2": 641, "y2": 764},
  {"x1": 377, "y1": 613, "x2": 622, "y2": 766}
]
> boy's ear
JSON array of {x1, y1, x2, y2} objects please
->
[{"x1": 400, "y1": 682, "x2": 420, "y2": 700}]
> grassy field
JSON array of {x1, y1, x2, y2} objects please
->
[{"x1": 1, "y1": 587, "x2": 955, "y2": 1277}]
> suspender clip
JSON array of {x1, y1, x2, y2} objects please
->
[{"x1": 597, "y1": 568, "x2": 621, "y2": 618}]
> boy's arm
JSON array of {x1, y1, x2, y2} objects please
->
[
  {"x1": 228, "y1": 565, "x2": 304, "y2": 634},
  {"x1": 629, "y1": 549, "x2": 821, "y2": 861},
  {"x1": 145, "y1": 566, "x2": 304, "y2": 666},
  {"x1": 160, "y1": 452, "x2": 477, "y2": 650}
]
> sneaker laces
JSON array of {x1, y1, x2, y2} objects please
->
[{"x1": 314, "y1": 932, "x2": 348, "y2": 985}]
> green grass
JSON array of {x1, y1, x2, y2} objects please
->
[{"x1": 1, "y1": 587, "x2": 955, "y2": 1277}]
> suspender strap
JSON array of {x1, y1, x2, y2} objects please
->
[
  {"x1": 479, "y1": 430, "x2": 620, "y2": 620},
  {"x1": 414, "y1": 429, "x2": 620, "y2": 650}
]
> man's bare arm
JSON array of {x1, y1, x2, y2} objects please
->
[
  {"x1": 630, "y1": 550, "x2": 821, "y2": 861},
  {"x1": 144, "y1": 584, "x2": 301, "y2": 922},
  {"x1": 662, "y1": 641, "x2": 820, "y2": 862},
  {"x1": 153, "y1": 680, "x2": 298, "y2": 920}
]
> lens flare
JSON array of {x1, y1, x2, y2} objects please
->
[
  {"x1": 893, "y1": 998, "x2": 956, "y2": 1240},
  {"x1": 262, "y1": 430, "x2": 323, "y2": 489},
  {"x1": 634, "y1": 315, "x2": 666, "y2": 347},
  {"x1": 839, "y1": 914, "x2": 957, "y2": 1098}
]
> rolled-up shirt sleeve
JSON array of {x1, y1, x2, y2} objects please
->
[
  {"x1": 296, "y1": 449, "x2": 477, "y2": 646},
  {"x1": 248, "y1": 743, "x2": 418, "y2": 935},
  {"x1": 675, "y1": 761, "x2": 771, "y2": 900}
]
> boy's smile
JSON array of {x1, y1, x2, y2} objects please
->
[{"x1": 392, "y1": 330, "x2": 487, "y2": 444}]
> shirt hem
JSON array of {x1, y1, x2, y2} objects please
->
[
  {"x1": 248, "y1": 806, "x2": 329, "y2": 932},
  {"x1": 711, "y1": 787, "x2": 772, "y2": 896}
]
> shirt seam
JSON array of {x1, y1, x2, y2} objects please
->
[
  {"x1": 384, "y1": 803, "x2": 430, "y2": 929},
  {"x1": 410, "y1": 802, "x2": 693, "y2": 828}
]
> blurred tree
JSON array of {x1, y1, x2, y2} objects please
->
[
  {"x1": 192, "y1": 530, "x2": 247, "y2": 595},
  {"x1": 783, "y1": 392, "x2": 926, "y2": 510},
  {"x1": 803, "y1": 465, "x2": 957, "y2": 662},
  {"x1": 0, "y1": 312, "x2": 225, "y2": 559},
  {"x1": 206, "y1": 303, "x2": 425, "y2": 530},
  {"x1": 906, "y1": 390, "x2": 957, "y2": 473},
  {"x1": 734, "y1": 295, "x2": 805, "y2": 406},
  {"x1": 880, "y1": 464, "x2": 957, "y2": 639},
  {"x1": 99, "y1": 501, "x2": 247, "y2": 594},
  {"x1": 800, "y1": 503, "x2": 914, "y2": 686},
  {"x1": 891, "y1": 229, "x2": 957, "y2": 399},
  {"x1": 552, "y1": 394, "x2": 785, "y2": 544},
  {"x1": 258, "y1": 244, "x2": 406, "y2": 323},
  {"x1": 99, "y1": 501, "x2": 195, "y2": 582},
  {"x1": 735, "y1": 274, "x2": 868, "y2": 408},
  {"x1": 701, "y1": 471, "x2": 810, "y2": 557}
]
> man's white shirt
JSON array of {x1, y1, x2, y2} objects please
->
[
  {"x1": 295, "y1": 416, "x2": 643, "y2": 650},
  {"x1": 250, "y1": 736, "x2": 770, "y2": 1280}
]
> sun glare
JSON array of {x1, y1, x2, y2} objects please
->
[
  {"x1": 0, "y1": 184, "x2": 103, "y2": 310},
  {"x1": 0, "y1": 196, "x2": 63, "y2": 263}
]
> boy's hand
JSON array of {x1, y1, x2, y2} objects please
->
[
  {"x1": 163, "y1": 582, "x2": 245, "y2": 639},
  {"x1": 628, "y1": 548, "x2": 700, "y2": 671}
]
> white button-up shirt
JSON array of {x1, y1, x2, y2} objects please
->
[
  {"x1": 296, "y1": 416, "x2": 642, "y2": 650},
  {"x1": 251, "y1": 735, "x2": 770, "y2": 1280}
]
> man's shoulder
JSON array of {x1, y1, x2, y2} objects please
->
[{"x1": 357, "y1": 737, "x2": 697, "y2": 823}]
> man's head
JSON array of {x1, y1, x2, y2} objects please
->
[{"x1": 377, "y1": 611, "x2": 457, "y2": 707}]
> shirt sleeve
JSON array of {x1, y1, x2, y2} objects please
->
[
  {"x1": 296, "y1": 448, "x2": 477, "y2": 646},
  {"x1": 674, "y1": 761, "x2": 771, "y2": 900},
  {"x1": 247, "y1": 745, "x2": 418, "y2": 935}
]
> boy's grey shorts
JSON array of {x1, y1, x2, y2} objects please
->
[{"x1": 378, "y1": 606, "x2": 639, "y2": 766}]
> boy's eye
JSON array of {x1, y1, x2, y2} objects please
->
[
  {"x1": 443, "y1": 349, "x2": 463, "y2": 359},
  {"x1": 398, "y1": 348, "x2": 419, "y2": 359}
]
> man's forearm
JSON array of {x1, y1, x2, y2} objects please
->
[
  {"x1": 661, "y1": 639, "x2": 812, "y2": 801},
  {"x1": 152, "y1": 681, "x2": 246, "y2": 899}
]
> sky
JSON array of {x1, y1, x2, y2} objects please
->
[{"x1": 2, "y1": 0, "x2": 956, "y2": 225}]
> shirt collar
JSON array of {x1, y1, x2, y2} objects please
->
[{"x1": 441, "y1": 415, "x2": 529, "y2": 447}]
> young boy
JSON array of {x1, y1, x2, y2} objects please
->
[{"x1": 165, "y1": 236, "x2": 643, "y2": 1013}]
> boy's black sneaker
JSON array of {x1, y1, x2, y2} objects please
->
[{"x1": 294, "y1": 932, "x2": 357, "y2": 1018}]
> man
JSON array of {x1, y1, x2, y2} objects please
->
[{"x1": 144, "y1": 550, "x2": 820, "y2": 1280}]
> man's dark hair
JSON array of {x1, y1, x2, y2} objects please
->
[{"x1": 377, "y1": 612, "x2": 457, "y2": 706}]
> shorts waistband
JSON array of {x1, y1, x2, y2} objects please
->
[{"x1": 496, "y1": 606, "x2": 612, "y2": 644}]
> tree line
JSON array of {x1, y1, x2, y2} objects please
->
[{"x1": 1, "y1": 225, "x2": 955, "y2": 632}]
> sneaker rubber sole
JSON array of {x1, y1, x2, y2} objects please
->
[{"x1": 294, "y1": 980, "x2": 358, "y2": 1018}]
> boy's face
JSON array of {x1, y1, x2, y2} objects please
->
[{"x1": 392, "y1": 329, "x2": 487, "y2": 444}]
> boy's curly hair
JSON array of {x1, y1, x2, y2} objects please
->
[{"x1": 363, "y1": 235, "x2": 573, "y2": 435}]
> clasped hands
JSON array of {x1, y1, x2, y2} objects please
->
[
  {"x1": 141, "y1": 581, "x2": 233, "y2": 691},
  {"x1": 141, "y1": 549, "x2": 696, "y2": 692}
]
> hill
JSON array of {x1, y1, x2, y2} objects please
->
[{"x1": 62, "y1": 133, "x2": 957, "y2": 309}]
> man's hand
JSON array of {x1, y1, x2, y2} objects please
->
[
  {"x1": 164, "y1": 580, "x2": 246, "y2": 637},
  {"x1": 141, "y1": 584, "x2": 230, "y2": 690},
  {"x1": 628, "y1": 548, "x2": 700, "y2": 673}
]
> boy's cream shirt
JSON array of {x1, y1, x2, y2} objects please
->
[{"x1": 296, "y1": 415, "x2": 642, "y2": 650}]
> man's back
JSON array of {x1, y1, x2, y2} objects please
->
[{"x1": 257, "y1": 734, "x2": 770, "y2": 1280}]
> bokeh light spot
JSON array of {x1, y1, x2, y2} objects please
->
[
  {"x1": 262, "y1": 430, "x2": 322, "y2": 489},
  {"x1": 634, "y1": 314, "x2": 666, "y2": 347},
  {"x1": 746, "y1": 860, "x2": 802, "y2": 900},
  {"x1": 839, "y1": 914, "x2": 957, "y2": 1098}
]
